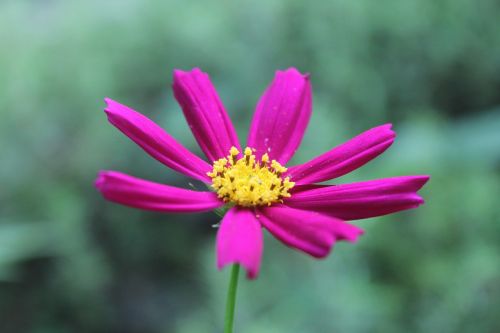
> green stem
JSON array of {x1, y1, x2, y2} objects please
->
[{"x1": 223, "y1": 264, "x2": 240, "y2": 333}]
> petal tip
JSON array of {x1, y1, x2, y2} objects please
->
[
  {"x1": 404, "y1": 193, "x2": 426, "y2": 209},
  {"x1": 172, "y1": 68, "x2": 187, "y2": 78},
  {"x1": 414, "y1": 175, "x2": 431, "y2": 190},
  {"x1": 334, "y1": 222, "x2": 365, "y2": 244},
  {"x1": 346, "y1": 225, "x2": 365, "y2": 243},
  {"x1": 381, "y1": 123, "x2": 396, "y2": 138},
  {"x1": 414, "y1": 195, "x2": 425, "y2": 206},
  {"x1": 420, "y1": 174, "x2": 431, "y2": 182},
  {"x1": 309, "y1": 247, "x2": 331, "y2": 259},
  {"x1": 94, "y1": 171, "x2": 108, "y2": 191},
  {"x1": 278, "y1": 67, "x2": 310, "y2": 81},
  {"x1": 103, "y1": 97, "x2": 120, "y2": 107},
  {"x1": 217, "y1": 260, "x2": 259, "y2": 279},
  {"x1": 173, "y1": 67, "x2": 204, "y2": 80},
  {"x1": 246, "y1": 270, "x2": 258, "y2": 280},
  {"x1": 103, "y1": 97, "x2": 122, "y2": 117},
  {"x1": 103, "y1": 97, "x2": 113, "y2": 110}
]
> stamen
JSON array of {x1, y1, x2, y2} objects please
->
[{"x1": 207, "y1": 146, "x2": 295, "y2": 207}]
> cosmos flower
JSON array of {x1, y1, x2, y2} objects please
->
[{"x1": 95, "y1": 68, "x2": 429, "y2": 279}]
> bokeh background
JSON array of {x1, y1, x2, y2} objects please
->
[{"x1": 1, "y1": 0, "x2": 500, "y2": 332}]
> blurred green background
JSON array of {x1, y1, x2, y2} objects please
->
[{"x1": 1, "y1": 0, "x2": 500, "y2": 332}]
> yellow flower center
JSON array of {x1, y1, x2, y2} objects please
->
[{"x1": 207, "y1": 146, "x2": 295, "y2": 207}]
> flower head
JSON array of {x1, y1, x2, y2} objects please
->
[{"x1": 96, "y1": 68, "x2": 429, "y2": 279}]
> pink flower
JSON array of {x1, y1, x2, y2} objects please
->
[{"x1": 95, "y1": 68, "x2": 429, "y2": 279}]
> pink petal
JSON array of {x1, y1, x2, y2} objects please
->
[
  {"x1": 95, "y1": 171, "x2": 223, "y2": 213},
  {"x1": 285, "y1": 175, "x2": 430, "y2": 220},
  {"x1": 104, "y1": 98, "x2": 212, "y2": 182},
  {"x1": 172, "y1": 68, "x2": 241, "y2": 162},
  {"x1": 247, "y1": 68, "x2": 312, "y2": 165},
  {"x1": 216, "y1": 207, "x2": 263, "y2": 279},
  {"x1": 257, "y1": 205, "x2": 363, "y2": 258},
  {"x1": 286, "y1": 124, "x2": 396, "y2": 184}
]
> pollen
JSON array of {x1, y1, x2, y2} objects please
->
[{"x1": 207, "y1": 146, "x2": 295, "y2": 207}]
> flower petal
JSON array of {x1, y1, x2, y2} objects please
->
[
  {"x1": 247, "y1": 68, "x2": 312, "y2": 165},
  {"x1": 216, "y1": 207, "x2": 263, "y2": 279},
  {"x1": 95, "y1": 171, "x2": 223, "y2": 212},
  {"x1": 286, "y1": 124, "x2": 396, "y2": 184},
  {"x1": 104, "y1": 98, "x2": 212, "y2": 182},
  {"x1": 172, "y1": 68, "x2": 241, "y2": 162},
  {"x1": 285, "y1": 175, "x2": 430, "y2": 220},
  {"x1": 257, "y1": 205, "x2": 363, "y2": 258}
]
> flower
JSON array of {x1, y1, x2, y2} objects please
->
[{"x1": 95, "y1": 68, "x2": 429, "y2": 279}]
